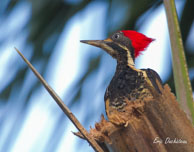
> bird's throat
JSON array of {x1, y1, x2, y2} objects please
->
[
  {"x1": 126, "y1": 52, "x2": 135, "y2": 67},
  {"x1": 116, "y1": 43, "x2": 135, "y2": 67}
]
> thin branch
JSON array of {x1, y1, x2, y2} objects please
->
[
  {"x1": 15, "y1": 48, "x2": 104, "y2": 152},
  {"x1": 163, "y1": 0, "x2": 194, "y2": 124}
]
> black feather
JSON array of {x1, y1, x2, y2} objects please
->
[{"x1": 141, "y1": 68, "x2": 163, "y2": 93}]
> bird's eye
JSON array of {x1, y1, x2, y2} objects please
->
[{"x1": 113, "y1": 33, "x2": 120, "y2": 39}]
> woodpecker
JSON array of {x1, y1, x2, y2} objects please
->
[{"x1": 81, "y1": 30, "x2": 163, "y2": 126}]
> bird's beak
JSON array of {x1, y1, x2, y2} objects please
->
[
  {"x1": 80, "y1": 39, "x2": 117, "y2": 58},
  {"x1": 80, "y1": 40, "x2": 105, "y2": 47}
]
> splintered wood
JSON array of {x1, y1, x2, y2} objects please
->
[{"x1": 74, "y1": 84, "x2": 194, "y2": 152}]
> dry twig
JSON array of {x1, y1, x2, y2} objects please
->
[{"x1": 15, "y1": 48, "x2": 104, "y2": 152}]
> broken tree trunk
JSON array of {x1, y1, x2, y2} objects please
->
[{"x1": 75, "y1": 83, "x2": 194, "y2": 152}]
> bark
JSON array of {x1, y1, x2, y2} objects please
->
[{"x1": 75, "y1": 84, "x2": 194, "y2": 152}]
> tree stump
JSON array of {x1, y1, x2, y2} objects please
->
[{"x1": 75, "y1": 84, "x2": 194, "y2": 152}]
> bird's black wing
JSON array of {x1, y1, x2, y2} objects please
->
[{"x1": 141, "y1": 68, "x2": 163, "y2": 94}]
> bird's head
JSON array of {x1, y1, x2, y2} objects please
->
[{"x1": 80, "y1": 30, "x2": 154, "y2": 66}]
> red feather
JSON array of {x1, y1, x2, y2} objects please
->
[{"x1": 121, "y1": 30, "x2": 154, "y2": 58}]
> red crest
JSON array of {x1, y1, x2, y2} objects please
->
[{"x1": 122, "y1": 30, "x2": 154, "y2": 58}]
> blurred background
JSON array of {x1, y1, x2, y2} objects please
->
[{"x1": 0, "y1": 0, "x2": 194, "y2": 152}]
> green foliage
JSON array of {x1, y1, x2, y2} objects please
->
[{"x1": 164, "y1": 0, "x2": 194, "y2": 124}]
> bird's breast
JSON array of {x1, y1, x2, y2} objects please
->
[{"x1": 105, "y1": 69, "x2": 152, "y2": 110}]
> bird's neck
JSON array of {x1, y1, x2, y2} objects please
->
[
  {"x1": 116, "y1": 62, "x2": 135, "y2": 74},
  {"x1": 117, "y1": 53, "x2": 135, "y2": 68}
]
